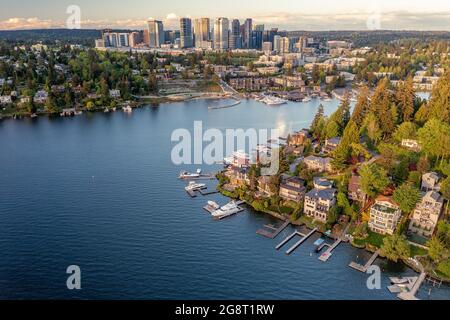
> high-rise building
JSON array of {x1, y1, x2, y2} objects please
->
[
  {"x1": 254, "y1": 24, "x2": 265, "y2": 32},
  {"x1": 251, "y1": 30, "x2": 263, "y2": 50},
  {"x1": 180, "y1": 18, "x2": 193, "y2": 48},
  {"x1": 229, "y1": 19, "x2": 241, "y2": 50},
  {"x1": 273, "y1": 35, "x2": 282, "y2": 53},
  {"x1": 129, "y1": 31, "x2": 144, "y2": 48},
  {"x1": 262, "y1": 41, "x2": 272, "y2": 53},
  {"x1": 194, "y1": 18, "x2": 211, "y2": 49},
  {"x1": 147, "y1": 19, "x2": 164, "y2": 48},
  {"x1": 102, "y1": 30, "x2": 130, "y2": 47},
  {"x1": 214, "y1": 18, "x2": 229, "y2": 51},
  {"x1": 242, "y1": 18, "x2": 252, "y2": 49}
]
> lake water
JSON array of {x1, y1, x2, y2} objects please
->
[{"x1": 0, "y1": 98, "x2": 448, "y2": 300}]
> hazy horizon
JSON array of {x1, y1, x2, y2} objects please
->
[{"x1": 0, "y1": 0, "x2": 449, "y2": 31}]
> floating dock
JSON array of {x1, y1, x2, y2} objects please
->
[
  {"x1": 257, "y1": 221, "x2": 290, "y2": 239},
  {"x1": 186, "y1": 186, "x2": 207, "y2": 198},
  {"x1": 179, "y1": 173, "x2": 217, "y2": 180},
  {"x1": 276, "y1": 228, "x2": 318, "y2": 255},
  {"x1": 348, "y1": 250, "x2": 380, "y2": 272}
]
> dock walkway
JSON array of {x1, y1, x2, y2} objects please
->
[
  {"x1": 276, "y1": 228, "x2": 318, "y2": 255},
  {"x1": 397, "y1": 272, "x2": 427, "y2": 300},
  {"x1": 349, "y1": 250, "x2": 381, "y2": 272},
  {"x1": 257, "y1": 221, "x2": 290, "y2": 239}
]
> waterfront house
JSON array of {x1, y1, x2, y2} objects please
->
[
  {"x1": 230, "y1": 150, "x2": 250, "y2": 168},
  {"x1": 348, "y1": 175, "x2": 367, "y2": 204},
  {"x1": 368, "y1": 196, "x2": 402, "y2": 235},
  {"x1": 303, "y1": 156, "x2": 333, "y2": 173},
  {"x1": 409, "y1": 191, "x2": 443, "y2": 238},
  {"x1": 288, "y1": 129, "x2": 310, "y2": 147},
  {"x1": 323, "y1": 137, "x2": 341, "y2": 154},
  {"x1": 304, "y1": 187, "x2": 337, "y2": 223},
  {"x1": 421, "y1": 172, "x2": 440, "y2": 192},
  {"x1": 401, "y1": 139, "x2": 421, "y2": 152},
  {"x1": 0, "y1": 95, "x2": 12, "y2": 105},
  {"x1": 313, "y1": 177, "x2": 334, "y2": 190},
  {"x1": 279, "y1": 177, "x2": 306, "y2": 202},
  {"x1": 225, "y1": 167, "x2": 250, "y2": 187},
  {"x1": 257, "y1": 176, "x2": 275, "y2": 197},
  {"x1": 33, "y1": 90, "x2": 48, "y2": 104},
  {"x1": 109, "y1": 89, "x2": 121, "y2": 99}
]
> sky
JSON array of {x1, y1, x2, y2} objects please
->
[{"x1": 0, "y1": 0, "x2": 449, "y2": 31}]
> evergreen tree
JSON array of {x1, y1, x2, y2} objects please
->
[
  {"x1": 352, "y1": 86, "x2": 370, "y2": 127},
  {"x1": 428, "y1": 70, "x2": 450, "y2": 123},
  {"x1": 396, "y1": 75, "x2": 415, "y2": 122}
]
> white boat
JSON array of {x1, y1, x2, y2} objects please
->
[
  {"x1": 322, "y1": 97, "x2": 332, "y2": 102},
  {"x1": 185, "y1": 181, "x2": 206, "y2": 191},
  {"x1": 211, "y1": 201, "x2": 242, "y2": 218},
  {"x1": 207, "y1": 201, "x2": 220, "y2": 210},
  {"x1": 123, "y1": 105, "x2": 133, "y2": 113},
  {"x1": 30, "y1": 113, "x2": 38, "y2": 118},
  {"x1": 104, "y1": 108, "x2": 110, "y2": 113},
  {"x1": 302, "y1": 97, "x2": 312, "y2": 102},
  {"x1": 262, "y1": 96, "x2": 288, "y2": 106},
  {"x1": 179, "y1": 169, "x2": 202, "y2": 179}
]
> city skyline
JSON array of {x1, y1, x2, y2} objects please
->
[{"x1": 1, "y1": 0, "x2": 450, "y2": 31}]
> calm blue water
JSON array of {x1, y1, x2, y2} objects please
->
[{"x1": 0, "y1": 98, "x2": 448, "y2": 300}]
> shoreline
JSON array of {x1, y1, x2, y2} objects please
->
[{"x1": 216, "y1": 185, "x2": 450, "y2": 285}]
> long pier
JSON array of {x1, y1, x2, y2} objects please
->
[
  {"x1": 276, "y1": 228, "x2": 318, "y2": 254},
  {"x1": 397, "y1": 272, "x2": 427, "y2": 300},
  {"x1": 349, "y1": 250, "x2": 381, "y2": 272},
  {"x1": 286, "y1": 228, "x2": 317, "y2": 255},
  {"x1": 257, "y1": 221, "x2": 290, "y2": 239}
]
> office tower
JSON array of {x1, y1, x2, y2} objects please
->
[
  {"x1": 251, "y1": 30, "x2": 263, "y2": 50},
  {"x1": 242, "y1": 18, "x2": 252, "y2": 49},
  {"x1": 229, "y1": 19, "x2": 241, "y2": 50},
  {"x1": 143, "y1": 29, "x2": 150, "y2": 46},
  {"x1": 273, "y1": 35, "x2": 282, "y2": 53},
  {"x1": 262, "y1": 41, "x2": 272, "y2": 53},
  {"x1": 194, "y1": 18, "x2": 211, "y2": 48},
  {"x1": 263, "y1": 28, "x2": 277, "y2": 43},
  {"x1": 180, "y1": 18, "x2": 193, "y2": 48},
  {"x1": 214, "y1": 18, "x2": 229, "y2": 50},
  {"x1": 281, "y1": 37, "x2": 291, "y2": 53},
  {"x1": 102, "y1": 30, "x2": 129, "y2": 47},
  {"x1": 147, "y1": 19, "x2": 164, "y2": 48},
  {"x1": 254, "y1": 24, "x2": 265, "y2": 32},
  {"x1": 129, "y1": 31, "x2": 143, "y2": 47},
  {"x1": 298, "y1": 36, "x2": 308, "y2": 52}
]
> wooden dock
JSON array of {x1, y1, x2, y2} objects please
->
[
  {"x1": 179, "y1": 173, "x2": 217, "y2": 180},
  {"x1": 257, "y1": 221, "x2": 290, "y2": 239},
  {"x1": 186, "y1": 186, "x2": 207, "y2": 198},
  {"x1": 319, "y1": 238, "x2": 343, "y2": 262},
  {"x1": 397, "y1": 272, "x2": 427, "y2": 300},
  {"x1": 276, "y1": 228, "x2": 318, "y2": 254},
  {"x1": 348, "y1": 250, "x2": 380, "y2": 272},
  {"x1": 286, "y1": 228, "x2": 317, "y2": 255}
]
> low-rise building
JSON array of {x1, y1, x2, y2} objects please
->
[
  {"x1": 303, "y1": 156, "x2": 333, "y2": 173},
  {"x1": 0, "y1": 95, "x2": 12, "y2": 105},
  {"x1": 348, "y1": 175, "x2": 366, "y2": 204},
  {"x1": 368, "y1": 196, "x2": 402, "y2": 235},
  {"x1": 279, "y1": 177, "x2": 306, "y2": 202},
  {"x1": 323, "y1": 137, "x2": 341, "y2": 154},
  {"x1": 401, "y1": 139, "x2": 421, "y2": 152},
  {"x1": 33, "y1": 90, "x2": 48, "y2": 104},
  {"x1": 314, "y1": 177, "x2": 334, "y2": 190},
  {"x1": 109, "y1": 89, "x2": 121, "y2": 99},
  {"x1": 257, "y1": 175, "x2": 275, "y2": 197},
  {"x1": 409, "y1": 191, "x2": 443, "y2": 238},
  {"x1": 229, "y1": 77, "x2": 272, "y2": 91},
  {"x1": 304, "y1": 187, "x2": 337, "y2": 223},
  {"x1": 421, "y1": 172, "x2": 440, "y2": 192},
  {"x1": 288, "y1": 129, "x2": 310, "y2": 146},
  {"x1": 225, "y1": 167, "x2": 250, "y2": 187}
]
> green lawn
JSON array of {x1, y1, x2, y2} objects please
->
[{"x1": 353, "y1": 231, "x2": 386, "y2": 248}]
